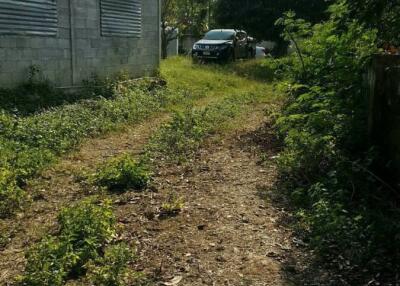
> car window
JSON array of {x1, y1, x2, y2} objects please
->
[{"x1": 204, "y1": 30, "x2": 235, "y2": 40}]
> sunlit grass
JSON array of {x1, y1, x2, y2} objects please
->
[{"x1": 160, "y1": 56, "x2": 279, "y2": 108}]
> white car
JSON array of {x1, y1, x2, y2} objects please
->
[{"x1": 255, "y1": 46, "x2": 267, "y2": 59}]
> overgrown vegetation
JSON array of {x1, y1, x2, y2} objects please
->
[
  {"x1": 19, "y1": 198, "x2": 134, "y2": 285},
  {"x1": 11, "y1": 57, "x2": 277, "y2": 285},
  {"x1": 147, "y1": 92, "x2": 263, "y2": 162},
  {"x1": 259, "y1": 1, "x2": 399, "y2": 283},
  {"x1": 86, "y1": 243, "x2": 138, "y2": 286},
  {"x1": 93, "y1": 154, "x2": 151, "y2": 192},
  {"x1": 0, "y1": 73, "x2": 178, "y2": 216}
]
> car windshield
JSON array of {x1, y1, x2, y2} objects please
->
[{"x1": 204, "y1": 30, "x2": 235, "y2": 40}]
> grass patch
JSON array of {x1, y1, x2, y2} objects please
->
[
  {"x1": 228, "y1": 58, "x2": 294, "y2": 82},
  {"x1": 161, "y1": 57, "x2": 276, "y2": 107},
  {"x1": 0, "y1": 78, "x2": 177, "y2": 216},
  {"x1": 146, "y1": 93, "x2": 264, "y2": 162}
]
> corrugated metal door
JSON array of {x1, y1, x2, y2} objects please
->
[
  {"x1": 101, "y1": 0, "x2": 141, "y2": 37},
  {"x1": 0, "y1": 0, "x2": 58, "y2": 36}
]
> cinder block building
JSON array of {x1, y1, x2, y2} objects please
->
[{"x1": 0, "y1": 0, "x2": 161, "y2": 88}]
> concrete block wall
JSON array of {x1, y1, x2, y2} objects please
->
[{"x1": 0, "y1": 0, "x2": 160, "y2": 88}]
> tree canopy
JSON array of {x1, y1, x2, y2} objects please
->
[
  {"x1": 346, "y1": 0, "x2": 400, "y2": 46},
  {"x1": 213, "y1": 0, "x2": 331, "y2": 51},
  {"x1": 161, "y1": 0, "x2": 211, "y2": 58}
]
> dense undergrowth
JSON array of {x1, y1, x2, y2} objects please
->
[{"x1": 239, "y1": 2, "x2": 399, "y2": 284}]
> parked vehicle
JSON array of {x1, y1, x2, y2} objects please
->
[
  {"x1": 192, "y1": 29, "x2": 256, "y2": 62},
  {"x1": 255, "y1": 46, "x2": 267, "y2": 59}
]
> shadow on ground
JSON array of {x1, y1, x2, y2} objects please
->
[{"x1": 237, "y1": 120, "x2": 356, "y2": 286}]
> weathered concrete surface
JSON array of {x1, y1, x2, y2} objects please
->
[{"x1": 0, "y1": 0, "x2": 160, "y2": 88}]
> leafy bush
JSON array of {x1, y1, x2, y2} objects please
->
[
  {"x1": 21, "y1": 199, "x2": 116, "y2": 285},
  {"x1": 0, "y1": 168, "x2": 26, "y2": 218},
  {"x1": 93, "y1": 155, "x2": 151, "y2": 191},
  {"x1": 22, "y1": 237, "x2": 71, "y2": 286},
  {"x1": 273, "y1": 2, "x2": 400, "y2": 283},
  {"x1": 58, "y1": 199, "x2": 116, "y2": 272},
  {"x1": 86, "y1": 243, "x2": 136, "y2": 286}
]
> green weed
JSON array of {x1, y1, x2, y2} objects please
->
[
  {"x1": 21, "y1": 198, "x2": 116, "y2": 285},
  {"x1": 93, "y1": 154, "x2": 151, "y2": 192},
  {"x1": 147, "y1": 93, "x2": 261, "y2": 162},
  {"x1": 160, "y1": 195, "x2": 184, "y2": 218},
  {"x1": 0, "y1": 168, "x2": 26, "y2": 218},
  {"x1": 86, "y1": 243, "x2": 138, "y2": 286}
]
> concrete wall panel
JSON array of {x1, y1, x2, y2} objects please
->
[{"x1": 0, "y1": 0, "x2": 160, "y2": 88}]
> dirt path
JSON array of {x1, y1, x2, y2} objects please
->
[
  {"x1": 112, "y1": 105, "x2": 303, "y2": 286},
  {"x1": 0, "y1": 101, "x2": 307, "y2": 285}
]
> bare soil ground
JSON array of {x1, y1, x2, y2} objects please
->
[{"x1": 111, "y1": 105, "x2": 308, "y2": 286}]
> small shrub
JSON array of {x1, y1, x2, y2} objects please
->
[
  {"x1": 21, "y1": 199, "x2": 116, "y2": 285},
  {"x1": 160, "y1": 195, "x2": 184, "y2": 218},
  {"x1": 86, "y1": 243, "x2": 136, "y2": 286},
  {"x1": 93, "y1": 155, "x2": 151, "y2": 191},
  {"x1": 22, "y1": 237, "x2": 71, "y2": 286},
  {"x1": 0, "y1": 168, "x2": 26, "y2": 218},
  {"x1": 58, "y1": 199, "x2": 116, "y2": 274}
]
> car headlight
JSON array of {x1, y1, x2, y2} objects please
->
[{"x1": 193, "y1": 44, "x2": 200, "y2": 50}]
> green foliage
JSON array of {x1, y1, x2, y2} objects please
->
[
  {"x1": 230, "y1": 59, "x2": 280, "y2": 82},
  {"x1": 93, "y1": 154, "x2": 151, "y2": 191},
  {"x1": 273, "y1": 2, "x2": 399, "y2": 282},
  {"x1": 214, "y1": 0, "x2": 330, "y2": 54},
  {"x1": 22, "y1": 237, "x2": 71, "y2": 286},
  {"x1": 0, "y1": 65, "x2": 117, "y2": 116},
  {"x1": 58, "y1": 199, "x2": 116, "y2": 268},
  {"x1": 86, "y1": 243, "x2": 136, "y2": 286},
  {"x1": 21, "y1": 199, "x2": 116, "y2": 285},
  {"x1": 346, "y1": 0, "x2": 400, "y2": 46},
  {"x1": 0, "y1": 168, "x2": 26, "y2": 218},
  {"x1": 0, "y1": 79, "x2": 173, "y2": 217},
  {"x1": 148, "y1": 93, "x2": 258, "y2": 162},
  {"x1": 160, "y1": 195, "x2": 184, "y2": 217}
]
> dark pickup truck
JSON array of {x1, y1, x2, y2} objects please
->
[{"x1": 192, "y1": 29, "x2": 256, "y2": 62}]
